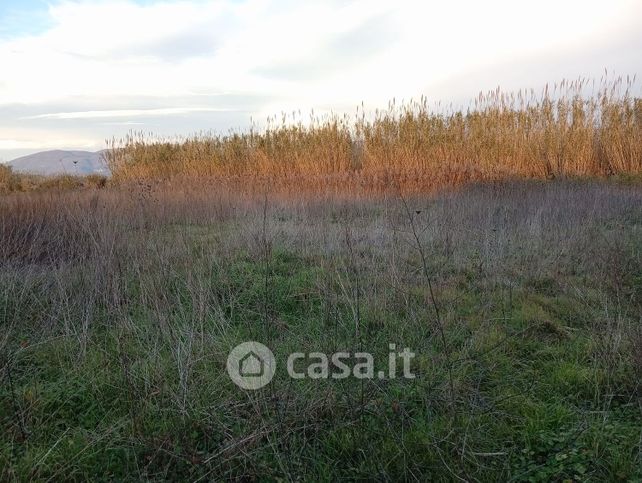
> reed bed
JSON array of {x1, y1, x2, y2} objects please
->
[{"x1": 106, "y1": 76, "x2": 642, "y2": 193}]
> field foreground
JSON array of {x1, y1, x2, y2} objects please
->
[{"x1": 1, "y1": 179, "x2": 641, "y2": 481}]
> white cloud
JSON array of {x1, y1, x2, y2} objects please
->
[
  {"x1": 0, "y1": 0, "x2": 641, "y2": 159},
  {"x1": 0, "y1": 137, "x2": 98, "y2": 151},
  {"x1": 24, "y1": 107, "x2": 236, "y2": 120}
]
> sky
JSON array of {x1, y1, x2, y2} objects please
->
[{"x1": 1, "y1": 0, "x2": 641, "y2": 161}]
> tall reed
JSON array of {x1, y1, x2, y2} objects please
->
[{"x1": 106, "y1": 76, "x2": 642, "y2": 193}]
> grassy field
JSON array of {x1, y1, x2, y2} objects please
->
[
  {"x1": 1, "y1": 76, "x2": 641, "y2": 481},
  {"x1": 1, "y1": 177, "x2": 640, "y2": 481}
]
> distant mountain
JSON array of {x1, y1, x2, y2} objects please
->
[{"x1": 8, "y1": 150, "x2": 110, "y2": 176}]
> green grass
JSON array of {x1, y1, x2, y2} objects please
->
[
  {"x1": 2, "y1": 251, "x2": 640, "y2": 480},
  {"x1": 1, "y1": 180, "x2": 641, "y2": 480}
]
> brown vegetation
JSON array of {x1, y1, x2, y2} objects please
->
[
  {"x1": 1, "y1": 76, "x2": 641, "y2": 480},
  {"x1": 0, "y1": 164, "x2": 108, "y2": 195},
  {"x1": 107, "y1": 77, "x2": 642, "y2": 193},
  {"x1": 1, "y1": 179, "x2": 640, "y2": 479}
]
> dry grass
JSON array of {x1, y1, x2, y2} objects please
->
[
  {"x1": 106, "y1": 76, "x2": 642, "y2": 193},
  {"x1": 1, "y1": 179, "x2": 640, "y2": 480},
  {"x1": 1, "y1": 75, "x2": 641, "y2": 480},
  {"x1": 0, "y1": 164, "x2": 108, "y2": 195},
  {"x1": 0, "y1": 165, "x2": 17, "y2": 193}
]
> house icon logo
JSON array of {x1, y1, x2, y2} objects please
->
[
  {"x1": 239, "y1": 350, "x2": 264, "y2": 377},
  {"x1": 227, "y1": 341, "x2": 276, "y2": 389}
]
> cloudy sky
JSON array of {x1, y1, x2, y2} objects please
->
[{"x1": 1, "y1": 0, "x2": 641, "y2": 161}]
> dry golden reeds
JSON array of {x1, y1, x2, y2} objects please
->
[{"x1": 105, "y1": 76, "x2": 642, "y2": 193}]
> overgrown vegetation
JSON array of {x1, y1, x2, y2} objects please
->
[
  {"x1": 107, "y1": 77, "x2": 642, "y2": 192},
  {"x1": 1, "y1": 76, "x2": 641, "y2": 480},
  {"x1": 0, "y1": 164, "x2": 107, "y2": 194},
  {"x1": 1, "y1": 179, "x2": 640, "y2": 480}
]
